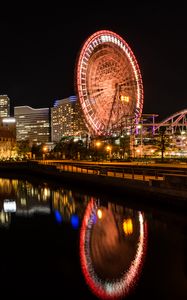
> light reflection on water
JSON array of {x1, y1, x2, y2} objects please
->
[
  {"x1": 0, "y1": 177, "x2": 187, "y2": 299},
  {"x1": 0, "y1": 177, "x2": 148, "y2": 298},
  {"x1": 80, "y1": 198, "x2": 147, "y2": 299},
  {"x1": 0, "y1": 178, "x2": 89, "y2": 228}
]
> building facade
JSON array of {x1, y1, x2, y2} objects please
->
[
  {"x1": 51, "y1": 96, "x2": 87, "y2": 142},
  {"x1": 0, "y1": 117, "x2": 16, "y2": 159},
  {"x1": 0, "y1": 95, "x2": 10, "y2": 118},
  {"x1": 14, "y1": 106, "x2": 50, "y2": 144},
  {"x1": 0, "y1": 129, "x2": 16, "y2": 159}
]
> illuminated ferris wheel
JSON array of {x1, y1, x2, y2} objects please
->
[{"x1": 76, "y1": 30, "x2": 144, "y2": 136}]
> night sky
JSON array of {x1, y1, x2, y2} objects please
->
[{"x1": 0, "y1": 4, "x2": 187, "y2": 121}]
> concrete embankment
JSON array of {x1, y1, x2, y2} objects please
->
[{"x1": 0, "y1": 161, "x2": 187, "y2": 211}]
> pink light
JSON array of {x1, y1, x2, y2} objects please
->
[
  {"x1": 79, "y1": 199, "x2": 148, "y2": 299},
  {"x1": 76, "y1": 30, "x2": 144, "y2": 136}
]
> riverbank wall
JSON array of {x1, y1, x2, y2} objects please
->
[{"x1": 0, "y1": 161, "x2": 186, "y2": 211}]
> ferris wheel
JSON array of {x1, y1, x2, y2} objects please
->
[{"x1": 76, "y1": 30, "x2": 144, "y2": 136}]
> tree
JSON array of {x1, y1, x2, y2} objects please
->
[
  {"x1": 53, "y1": 137, "x2": 89, "y2": 160},
  {"x1": 17, "y1": 140, "x2": 31, "y2": 158},
  {"x1": 157, "y1": 126, "x2": 169, "y2": 162},
  {"x1": 31, "y1": 143, "x2": 43, "y2": 159},
  {"x1": 120, "y1": 134, "x2": 130, "y2": 159}
]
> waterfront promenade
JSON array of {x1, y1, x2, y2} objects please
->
[{"x1": 0, "y1": 160, "x2": 187, "y2": 211}]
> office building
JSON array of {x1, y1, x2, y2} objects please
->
[
  {"x1": 14, "y1": 106, "x2": 50, "y2": 144},
  {"x1": 51, "y1": 96, "x2": 87, "y2": 142}
]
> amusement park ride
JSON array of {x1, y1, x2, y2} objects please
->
[
  {"x1": 76, "y1": 30, "x2": 143, "y2": 137},
  {"x1": 76, "y1": 29, "x2": 187, "y2": 138},
  {"x1": 75, "y1": 30, "x2": 187, "y2": 157}
]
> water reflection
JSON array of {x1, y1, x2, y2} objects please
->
[
  {"x1": 0, "y1": 178, "x2": 187, "y2": 298},
  {"x1": 80, "y1": 198, "x2": 148, "y2": 299},
  {"x1": 0, "y1": 177, "x2": 148, "y2": 299},
  {"x1": 0, "y1": 178, "x2": 89, "y2": 228}
]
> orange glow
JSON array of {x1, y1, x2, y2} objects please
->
[
  {"x1": 97, "y1": 209, "x2": 102, "y2": 219},
  {"x1": 123, "y1": 218, "x2": 133, "y2": 235},
  {"x1": 121, "y1": 95, "x2": 129, "y2": 103},
  {"x1": 106, "y1": 145, "x2": 111, "y2": 151},
  {"x1": 96, "y1": 141, "x2": 101, "y2": 147}
]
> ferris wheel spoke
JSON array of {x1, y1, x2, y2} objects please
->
[{"x1": 76, "y1": 30, "x2": 144, "y2": 135}]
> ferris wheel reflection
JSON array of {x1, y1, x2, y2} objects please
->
[{"x1": 80, "y1": 198, "x2": 148, "y2": 299}]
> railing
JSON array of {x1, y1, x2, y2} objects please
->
[
  {"x1": 1, "y1": 160, "x2": 187, "y2": 184},
  {"x1": 36, "y1": 160, "x2": 165, "y2": 181}
]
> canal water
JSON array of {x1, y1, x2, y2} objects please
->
[{"x1": 0, "y1": 177, "x2": 187, "y2": 299}]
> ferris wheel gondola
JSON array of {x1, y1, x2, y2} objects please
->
[{"x1": 76, "y1": 30, "x2": 144, "y2": 136}]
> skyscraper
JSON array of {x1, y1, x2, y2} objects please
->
[
  {"x1": 51, "y1": 96, "x2": 87, "y2": 142},
  {"x1": 0, "y1": 95, "x2": 10, "y2": 118}
]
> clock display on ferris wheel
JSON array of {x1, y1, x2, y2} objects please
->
[{"x1": 76, "y1": 30, "x2": 144, "y2": 135}]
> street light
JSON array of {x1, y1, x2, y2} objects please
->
[
  {"x1": 106, "y1": 145, "x2": 112, "y2": 160},
  {"x1": 42, "y1": 146, "x2": 47, "y2": 160},
  {"x1": 95, "y1": 141, "x2": 101, "y2": 161},
  {"x1": 137, "y1": 124, "x2": 143, "y2": 158}
]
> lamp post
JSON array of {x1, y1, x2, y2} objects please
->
[
  {"x1": 137, "y1": 124, "x2": 143, "y2": 158},
  {"x1": 95, "y1": 141, "x2": 101, "y2": 161},
  {"x1": 106, "y1": 145, "x2": 112, "y2": 160},
  {"x1": 42, "y1": 146, "x2": 47, "y2": 160}
]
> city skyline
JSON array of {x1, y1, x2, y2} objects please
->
[{"x1": 0, "y1": 4, "x2": 187, "y2": 121}]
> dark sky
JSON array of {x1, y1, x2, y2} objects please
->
[{"x1": 0, "y1": 3, "x2": 187, "y2": 121}]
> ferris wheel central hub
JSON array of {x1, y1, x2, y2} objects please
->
[{"x1": 76, "y1": 30, "x2": 144, "y2": 136}]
